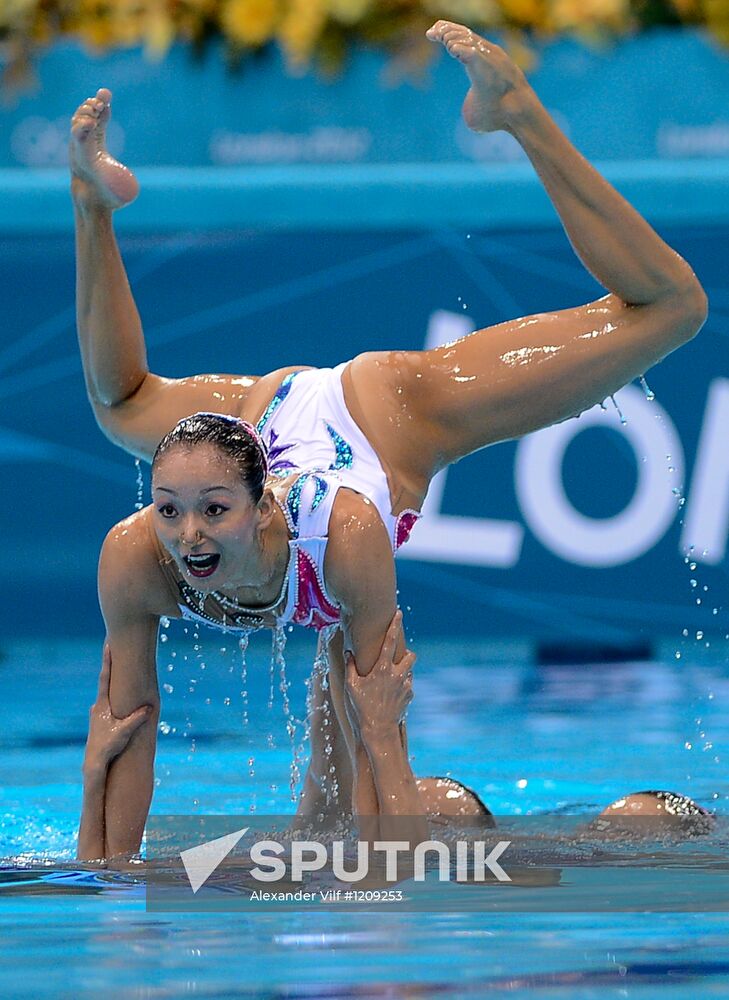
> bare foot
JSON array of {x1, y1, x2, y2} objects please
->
[
  {"x1": 426, "y1": 21, "x2": 528, "y2": 133},
  {"x1": 70, "y1": 88, "x2": 139, "y2": 211}
]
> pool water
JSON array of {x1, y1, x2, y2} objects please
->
[{"x1": 2, "y1": 629, "x2": 729, "y2": 998}]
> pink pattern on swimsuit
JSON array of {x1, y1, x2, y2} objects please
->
[
  {"x1": 395, "y1": 510, "x2": 420, "y2": 551},
  {"x1": 292, "y1": 547, "x2": 341, "y2": 631}
]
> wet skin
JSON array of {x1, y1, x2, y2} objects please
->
[{"x1": 71, "y1": 21, "x2": 707, "y2": 857}]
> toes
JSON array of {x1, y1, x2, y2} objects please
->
[{"x1": 71, "y1": 119, "x2": 94, "y2": 140}]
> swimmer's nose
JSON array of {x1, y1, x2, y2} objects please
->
[{"x1": 179, "y1": 519, "x2": 204, "y2": 548}]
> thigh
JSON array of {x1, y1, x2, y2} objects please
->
[
  {"x1": 343, "y1": 351, "x2": 446, "y2": 506},
  {"x1": 348, "y1": 291, "x2": 696, "y2": 476}
]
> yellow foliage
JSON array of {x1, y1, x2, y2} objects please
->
[
  {"x1": 221, "y1": 0, "x2": 280, "y2": 46},
  {"x1": 327, "y1": 0, "x2": 373, "y2": 24},
  {"x1": 278, "y1": 0, "x2": 327, "y2": 71},
  {"x1": 499, "y1": 0, "x2": 544, "y2": 24},
  {"x1": 0, "y1": 0, "x2": 726, "y2": 93},
  {"x1": 0, "y1": 0, "x2": 36, "y2": 33},
  {"x1": 423, "y1": 0, "x2": 500, "y2": 23},
  {"x1": 548, "y1": 0, "x2": 629, "y2": 30}
]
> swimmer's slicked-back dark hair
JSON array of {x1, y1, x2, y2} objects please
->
[
  {"x1": 430, "y1": 775, "x2": 495, "y2": 825},
  {"x1": 152, "y1": 412, "x2": 268, "y2": 502},
  {"x1": 637, "y1": 789, "x2": 712, "y2": 818}
]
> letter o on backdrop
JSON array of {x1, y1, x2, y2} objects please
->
[{"x1": 514, "y1": 386, "x2": 684, "y2": 567}]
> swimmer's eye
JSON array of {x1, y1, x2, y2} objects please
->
[
  {"x1": 157, "y1": 504, "x2": 177, "y2": 518},
  {"x1": 206, "y1": 504, "x2": 228, "y2": 517}
]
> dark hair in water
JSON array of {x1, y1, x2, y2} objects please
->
[
  {"x1": 429, "y1": 775, "x2": 495, "y2": 824},
  {"x1": 152, "y1": 412, "x2": 269, "y2": 502}
]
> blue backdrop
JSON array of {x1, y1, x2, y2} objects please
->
[
  {"x1": 2, "y1": 222, "x2": 726, "y2": 641},
  {"x1": 1, "y1": 30, "x2": 728, "y2": 644}
]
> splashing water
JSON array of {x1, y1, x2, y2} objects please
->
[
  {"x1": 239, "y1": 633, "x2": 249, "y2": 728},
  {"x1": 609, "y1": 394, "x2": 627, "y2": 425},
  {"x1": 271, "y1": 625, "x2": 300, "y2": 799},
  {"x1": 638, "y1": 375, "x2": 655, "y2": 401},
  {"x1": 134, "y1": 457, "x2": 144, "y2": 510},
  {"x1": 302, "y1": 628, "x2": 340, "y2": 808}
]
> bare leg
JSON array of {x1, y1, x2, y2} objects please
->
[
  {"x1": 345, "y1": 23, "x2": 707, "y2": 498},
  {"x1": 70, "y1": 90, "x2": 290, "y2": 459},
  {"x1": 71, "y1": 90, "x2": 148, "y2": 412}
]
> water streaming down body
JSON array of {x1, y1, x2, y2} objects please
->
[
  {"x1": 239, "y1": 633, "x2": 249, "y2": 729},
  {"x1": 609, "y1": 394, "x2": 627, "y2": 425},
  {"x1": 271, "y1": 625, "x2": 301, "y2": 800},
  {"x1": 134, "y1": 457, "x2": 145, "y2": 510},
  {"x1": 639, "y1": 375, "x2": 655, "y2": 401}
]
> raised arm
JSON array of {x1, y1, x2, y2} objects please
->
[{"x1": 96, "y1": 517, "x2": 163, "y2": 858}]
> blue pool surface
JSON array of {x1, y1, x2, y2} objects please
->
[{"x1": 2, "y1": 628, "x2": 729, "y2": 998}]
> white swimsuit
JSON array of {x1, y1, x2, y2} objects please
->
[{"x1": 167, "y1": 364, "x2": 420, "y2": 633}]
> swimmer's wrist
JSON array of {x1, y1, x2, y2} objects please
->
[
  {"x1": 82, "y1": 755, "x2": 108, "y2": 784},
  {"x1": 360, "y1": 720, "x2": 401, "y2": 747}
]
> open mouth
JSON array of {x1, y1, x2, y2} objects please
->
[{"x1": 183, "y1": 553, "x2": 221, "y2": 579}]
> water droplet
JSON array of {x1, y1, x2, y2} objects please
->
[
  {"x1": 134, "y1": 457, "x2": 145, "y2": 510},
  {"x1": 609, "y1": 395, "x2": 627, "y2": 424},
  {"x1": 163, "y1": 683, "x2": 173, "y2": 694},
  {"x1": 684, "y1": 741, "x2": 692, "y2": 750},
  {"x1": 639, "y1": 375, "x2": 655, "y2": 401},
  {"x1": 159, "y1": 721, "x2": 171, "y2": 735},
  {"x1": 696, "y1": 630, "x2": 704, "y2": 640},
  {"x1": 674, "y1": 651, "x2": 681, "y2": 659}
]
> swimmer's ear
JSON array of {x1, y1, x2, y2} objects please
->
[{"x1": 255, "y1": 488, "x2": 277, "y2": 528}]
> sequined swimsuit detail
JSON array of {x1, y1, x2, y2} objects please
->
[{"x1": 154, "y1": 363, "x2": 420, "y2": 633}]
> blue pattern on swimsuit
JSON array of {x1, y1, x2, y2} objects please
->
[
  {"x1": 256, "y1": 371, "x2": 299, "y2": 435},
  {"x1": 267, "y1": 429, "x2": 299, "y2": 477},
  {"x1": 286, "y1": 472, "x2": 329, "y2": 537},
  {"x1": 326, "y1": 422, "x2": 353, "y2": 471}
]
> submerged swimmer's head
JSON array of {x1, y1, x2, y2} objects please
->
[
  {"x1": 592, "y1": 789, "x2": 714, "y2": 837},
  {"x1": 416, "y1": 776, "x2": 496, "y2": 828},
  {"x1": 151, "y1": 413, "x2": 273, "y2": 590}
]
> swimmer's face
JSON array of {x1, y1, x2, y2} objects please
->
[{"x1": 152, "y1": 443, "x2": 266, "y2": 590}]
